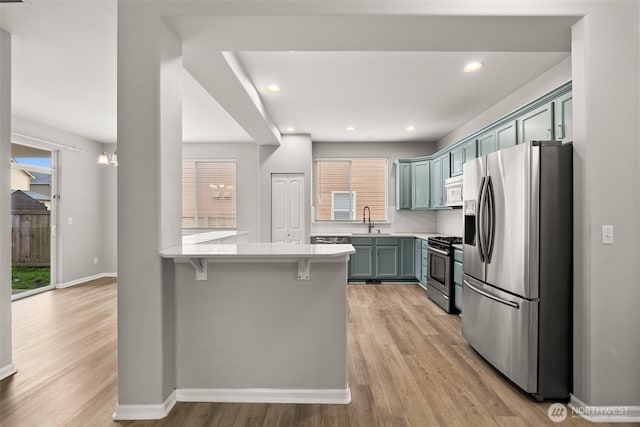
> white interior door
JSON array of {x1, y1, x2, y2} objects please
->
[{"x1": 271, "y1": 173, "x2": 305, "y2": 243}]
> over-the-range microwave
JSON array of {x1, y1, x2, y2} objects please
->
[{"x1": 445, "y1": 175, "x2": 463, "y2": 207}]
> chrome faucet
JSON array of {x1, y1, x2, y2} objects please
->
[{"x1": 363, "y1": 205, "x2": 374, "y2": 233}]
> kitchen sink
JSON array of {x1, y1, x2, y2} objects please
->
[{"x1": 352, "y1": 233, "x2": 392, "y2": 236}]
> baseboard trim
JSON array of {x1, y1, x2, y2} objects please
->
[
  {"x1": 112, "y1": 390, "x2": 177, "y2": 421},
  {"x1": 570, "y1": 395, "x2": 640, "y2": 422},
  {"x1": 56, "y1": 272, "x2": 117, "y2": 289},
  {"x1": 177, "y1": 387, "x2": 352, "y2": 405},
  {"x1": 0, "y1": 363, "x2": 17, "y2": 381}
]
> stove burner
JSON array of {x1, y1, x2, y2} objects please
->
[{"x1": 429, "y1": 236, "x2": 463, "y2": 245}]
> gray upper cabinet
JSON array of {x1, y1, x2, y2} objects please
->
[
  {"x1": 553, "y1": 92, "x2": 573, "y2": 143},
  {"x1": 430, "y1": 153, "x2": 451, "y2": 208},
  {"x1": 450, "y1": 145, "x2": 464, "y2": 177},
  {"x1": 519, "y1": 102, "x2": 553, "y2": 144},
  {"x1": 496, "y1": 120, "x2": 517, "y2": 150},
  {"x1": 477, "y1": 130, "x2": 497, "y2": 156},
  {"x1": 411, "y1": 159, "x2": 430, "y2": 209},
  {"x1": 395, "y1": 160, "x2": 412, "y2": 210},
  {"x1": 451, "y1": 140, "x2": 477, "y2": 177},
  {"x1": 464, "y1": 140, "x2": 477, "y2": 163}
]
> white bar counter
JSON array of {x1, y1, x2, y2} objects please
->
[{"x1": 157, "y1": 242, "x2": 354, "y2": 406}]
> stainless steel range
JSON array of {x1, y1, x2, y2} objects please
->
[{"x1": 426, "y1": 236, "x2": 462, "y2": 313}]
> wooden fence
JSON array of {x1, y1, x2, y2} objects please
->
[{"x1": 12, "y1": 211, "x2": 51, "y2": 266}]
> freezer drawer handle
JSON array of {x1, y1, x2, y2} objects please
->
[{"x1": 463, "y1": 280, "x2": 520, "y2": 309}]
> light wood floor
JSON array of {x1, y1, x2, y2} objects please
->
[{"x1": 1, "y1": 280, "x2": 634, "y2": 426}]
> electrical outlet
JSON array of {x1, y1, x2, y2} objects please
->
[
  {"x1": 602, "y1": 225, "x2": 614, "y2": 245},
  {"x1": 93, "y1": 257, "x2": 99, "y2": 265}
]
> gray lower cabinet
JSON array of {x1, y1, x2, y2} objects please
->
[
  {"x1": 399, "y1": 238, "x2": 415, "y2": 279},
  {"x1": 414, "y1": 238, "x2": 422, "y2": 284},
  {"x1": 375, "y1": 239, "x2": 399, "y2": 278},
  {"x1": 349, "y1": 237, "x2": 374, "y2": 279},
  {"x1": 348, "y1": 237, "x2": 415, "y2": 281},
  {"x1": 453, "y1": 248, "x2": 463, "y2": 312}
]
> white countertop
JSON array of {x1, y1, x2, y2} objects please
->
[
  {"x1": 311, "y1": 232, "x2": 445, "y2": 240},
  {"x1": 181, "y1": 230, "x2": 249, "y2": 245},
  {"x1": 160, "y1": 243, "x2": 355, "y2": 259}
]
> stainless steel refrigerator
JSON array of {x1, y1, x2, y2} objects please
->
[{"x1": 462, "y1": 140, "x2": 572, "y2": 401}]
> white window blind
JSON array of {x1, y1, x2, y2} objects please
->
[
  {"x1": 182, "y1": 160, "x2": 237, "y2": 229},
  {"x1": 315, "y1": 159, "x2": 386, "y2": 221}
]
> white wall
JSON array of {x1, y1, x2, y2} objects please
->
[
  {"x1": 12, "y1": 116, "x2": 112, "y2": 285},
  {"x1": 312, "y1": 140, "x2": 438, "y2": 234},
  {"x1": 182, "y1": 142, "x2": 259, "y2": 242},
  {"x1": 259, "y1": 134, "x2": 313, "y2": 243}
]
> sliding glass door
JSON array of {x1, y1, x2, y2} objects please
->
[{"x1": 10, "y1": 144, "x2": 57, "y2": 299}]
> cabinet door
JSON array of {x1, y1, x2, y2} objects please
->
[
  {"x1": 349, "y1": 245, "x2": 374, "y2": 279},
  {"x1": 430, "y1": 157, "x2": 442, "y2": 208},
  {"x1": 441, "y1": 153, "x2": 451, "y2": 182},
  {"x1": 464, "y1": 140, "x2": 477, "y2": 163},
  {"x1": 450, "y1": 146, "x2": 464, "y2": 177},
  {"x1": 396, "y1": 161, "x2": 412, "y2": 210},
  {"x1": 400, "y1": 239, "x2": 415, "y2": 279},
  {"x1": 414, "y1": 239, "x2": 422, "y2": 281},
  {"x1": 553, "y1": 93, "x2": 572, "y2": 143},
  {"x1": 375, "y1": 245, "x2": 399, "y2": 278},
  {"x1": 496, "y1": 120, "x2": 517, "y2": 150},
  {"x1": 411, "y1": 160, "x2": 430, "y2": 209},
  {"x1": 477, "y1": 130, "x2": 496, "y2": 156},
  {"x1": 519, "y1": 102, "x2": 553, "y2": 144},
  {"x1": 421, "y1": 245, "x2": 428, "y2": 285}
]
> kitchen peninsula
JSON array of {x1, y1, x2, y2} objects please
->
[{"x1": 155, "y1": 242, "x2": 355, "y2": 407}]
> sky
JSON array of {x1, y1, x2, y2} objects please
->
[{"x1": 15, "y1": 157, "x2": 52, "y2": 168}]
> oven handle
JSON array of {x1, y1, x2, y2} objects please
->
[
  {"x1": 463, "y1": 280, "x2": 519, "y2": 309},
  {"x1": 427, "y1": 246, "x2": 449, "y2": 256}
]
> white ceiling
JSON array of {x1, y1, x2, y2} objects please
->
[{"x1": 0, "y1": 1, "x2": 574, "y2": 145}]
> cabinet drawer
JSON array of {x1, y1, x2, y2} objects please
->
[
  {"x1": 375, "y1": 238, "x2": 399, "y2": 246},
  {"x1": 454, "y1": 248, "x2": 463, "y2": 263},
  {"x1": 351, "y1": 237, "x2": 373, "y2": 245},
  {"x1": 454, "y1": 260, "x2": 463, "y2": 285}
]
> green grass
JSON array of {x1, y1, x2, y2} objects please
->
[{"x1": 11, "y1": 265, "x2": 50, "y2": 290}]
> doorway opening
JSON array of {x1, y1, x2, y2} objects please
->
[{"x1": 10, "y1": 144, "x2": 57, "y2": 299}]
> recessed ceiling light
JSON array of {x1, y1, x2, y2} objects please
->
[
  {"x1": 346, "y1": 126, "x2": 355, "y2": 132},
  {"x1": 406, "y1": 126, "x2": 416, "y2": 132},
  {"x1": 266, "y1": 83, "x2": 281, "y2": 93},
  {"x1": 464, "y1": 61, "x2": 484, "y2": 73},
  {"x1": 285, "y1": 127, "x2": 296, "y2": 132}
]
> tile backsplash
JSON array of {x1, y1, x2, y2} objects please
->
[
  {"x1": 436, "y1": 209, "x2": 464, "y2": 236},
  {"x1": 311, "y1": 206, "x2": 437, "y2": 235},
  {"x1": 311, "y1": 207, "x2": 465, "y2": 236}
]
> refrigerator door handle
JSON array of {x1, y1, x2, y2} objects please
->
[
  {"x1": 486, "y1": 176, "x2": 496, "y2": 263},
  {"x1": 476, "y1": 177, "x2": 487, "y2": 262},
  {"x1": 464, "y1": 280, "x2": 520, "y2": 309}
]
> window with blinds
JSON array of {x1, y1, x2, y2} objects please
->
[
  {"x1": 182, "y1": 160, "x2": 237, "y2": 229},
  {"x1": 315, "y1": 159, "x2": 387, "y2": 221}
]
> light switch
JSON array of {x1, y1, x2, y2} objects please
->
[
  {"x1": 602, "y1": 225, "x2": 614, "y2": 245},
  {"x1": 68, "y1": 217, "x2": 73, "y2": 225}
]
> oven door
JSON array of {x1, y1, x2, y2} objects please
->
[{"x1": 427, "y1": 246, "x2": 450, "y2": 295}]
